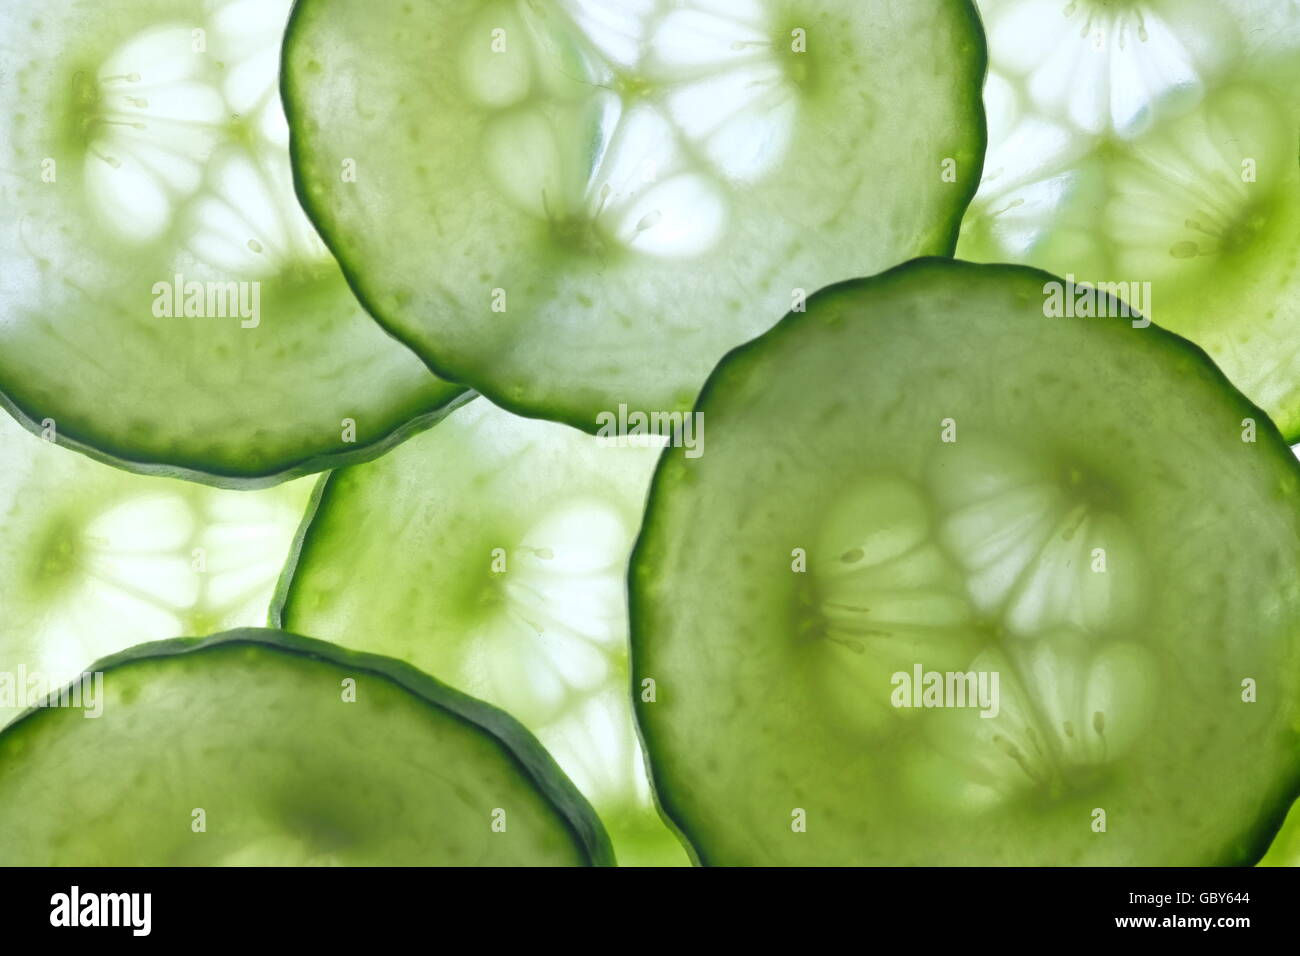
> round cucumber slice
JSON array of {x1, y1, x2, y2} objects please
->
[
  {"x1": 276, "y1": 398, "x2": 688, "y2": 866},
  {"x1": 0, "y1": 628, "x2": 611, "y2": 865},
  {"x1": 282, "y1": 0, "x2": 986, "y2": 430},
  {"x1": 0, "y1": 409, "x2": 312, "y2": 729},
  {"x1": 0, "y1": 0, "x2": 463, "y2": 485},
  {"x1": 959, "y1": 0, "x2": 1300, "y2": 439},
  {"x1": 630, "y1": 258, "x2": 1300, "y2": 865}
]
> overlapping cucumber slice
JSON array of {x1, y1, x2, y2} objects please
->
[
  {"x1": 0, "y1": 410, "x2": 312, "y2": 728},
  {"x1": 282, "y1": 0, "x2": 986, "y2": 429},
  {"x1": 275, "y1": 398, "x2": 687, "y2": 865},
  {"x1": 0, "y1": 628, "x2": 611, "y2": 865},
  {"x1": 630, "y1": 258, "x2": 1300, "y2": 865},
  {"x1": 1259, "y1": 796, "x2": 1300, "y2": 866},
  {"x1": 959, "y1": 0, "x2": 1300, "y2": 439},
  {"x1": 0, "y1": 0, "x2": 462, "y2": 484}
]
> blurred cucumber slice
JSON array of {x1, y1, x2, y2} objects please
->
[
  {"x1": 0, "y1": 628, "x2": 611, "y2": 865},
  {"x1": 631, "y1": 258, "x2": 1300, "y2": 865},
  {"x1": 282, "y1": 0, "x2": 985, "y2": 430},
  {"x1": 276, "y1": 398, "x2": 688, "y2": 866},
  {"x1": 0, "y1": 0, "x2": 462, "y2": 485},
  {"x1": 960, "y1": 0, "x2": 1300, "y2": 439},
  {"x1": 1259, "y1": 796, "x2": 1300, "y2": 866},
  {"x1": 0, "y1": 410, "x2": 311, "y2": 728}
]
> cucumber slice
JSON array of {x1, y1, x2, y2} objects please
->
[
  {"x1": 0, "y1": 410, "x2": 313, "y2": 728},
  {"x1": 959, "y1": 0, "x2": 1300, "y2": 439},
  {"x1": 0, "y1": 628, "x2": 611, "y2": 865},
  {"x1": 282, "y1": 0, "x2": 986, "y2": 430},
  {"x1": 276, "y1": 398, "x2": 688, "y2": 866},
  {"x1": 630, "y1": 258, "x2": 1300, "y2": 865},
  {"x1": 0, "y1": 0, "x2": 463, "y2": 485},
  {"x1": 1259, "y1": 796, "x2": 1300, "y2": 866}
]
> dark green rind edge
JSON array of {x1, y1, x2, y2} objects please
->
[
  {"x1": 0, "y1": 0, "x2": 471, "y2": 489},
  {"x1": 267, "y1": 396, "x2": 701, "y2": 866},
  {"x1": 267, "y1": 395, "x2": 482, "y2": 629},
  {"x1": 0, "y1": 384, "x2": 472, "y2": 490},
  {"x1": 267, "y1": 394, "x2": 701, "y2": 865},
  {"x1": 626, "y1": 256, "x2": 1300, "y2": 866},
  {"x1": 2, "y1": 626, "x2": 616, "y2": 867},
  {"x1": 267, "y1": 468, "x2": 335, "y2": 627},
  {"x1": 280, "y1": 0, "x2": 990, "y2": 436},
  {"x1": 938, "y1": 0, "x2": 989, "y2": 260}
]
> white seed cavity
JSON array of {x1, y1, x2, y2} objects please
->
[
  {"x1": 473, "y1": 498, "x2": 633, "y2": 731},
  {"x1": 806, "y1": 474, "x2": 977, "y2": 735},
  {"x1": 468, "y1": 0, "x2": 799, "y2": 258},
  {"x1": 927, "y1": 439, "x2": 1142, "y2": 637},
  {"x1": 811, "y1": 442, "x2": 1155, "y2": 804},
  {"x1": 76, "y1": 7, "x2": 329, "y2": 267}
]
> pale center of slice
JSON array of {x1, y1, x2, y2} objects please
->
[
  {"x1": 1104, "y1": 87, "x2": 1290, "y2": 272},
  {"x1": 70, "y1": 0, "x2": 334, "y2": 275},
  {"x1": 461, "y1": 495, "x2": 652, "y2": 807},
  {"x1": 1, "y1": 420, "x2": 308, "y2": 725},
  {"x1": 804, "y1": 474, "x2": 977, "y2": 733},
  {"x1": 985, "y1": 0, "x2": 1208, "y2": 136},
  {"x1": 807, "y1": 439, "x2": 1153, "y2": 805},
  {"x1": 462, "y1": 0, "x2": 800, "y2": 258},
  {"x1": 468, "y1": 498, "x2": 625, "y2": 701}
]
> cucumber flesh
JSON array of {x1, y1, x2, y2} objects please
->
[
  {"x1": 0, "y1": 0, "x2": 462, "y2": 484},
  {"x1": 277, "y1": 398, "x2": 689, "y2": 866},
  {"x1": 960, "y1": 0, "x2": 1300, "y2": 439},
  {"x1": 282, "y1": 0, "x2": 986, "y2": 429},
  {"x1": 631, "y1": 258, "x2": 1300, "y2": 865},
  {"x1": 0, "y1": 410, "x2": 312, "y2": 728},
  {"x1": 0, "y1": 628, "x2": 611, "y2": 865},
  {"x1": 1259, "y1": 796, "x2": 1300, "y2": 866}
]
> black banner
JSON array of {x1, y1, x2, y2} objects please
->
[{"x1": 7, "y1": 866, "x2": 1286, "y2": 942}]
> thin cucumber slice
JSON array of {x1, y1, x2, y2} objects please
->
[
  {"x1": 276, "y1": 398, "x2": 688, "y2": 866},
  {"x1": 959, "y1": 0, "x2": 1300, "y2": 439},
  {"x1": 0, "y1": 0, "x2": 463, "y2": 485},
  {"x1": 0, "y1": 628, "x2": 611, "y2": 865},
  {"x1": 630, "y1": 258, "x2": 1300, "y2": 865},
  {"x1": 282, "y1": 0, "x2": 986, "y2": 430},
  {"x1": 0, "y1": 410, "x2": 313, "y2": 728}
]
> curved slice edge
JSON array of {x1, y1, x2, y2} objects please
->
[
  {"x1": 626, "y1": 256, "x2": 1300, "y2": 866},
  {"x1": 0, "y1": 385, "x2": 473, "y2": 491},
  {"x1": 7, "y1": 625, "x2": 615, "y2": 867},
  {"x1": 280, "y1": 1, "x2": 991, "y2": 435},
  {"x1": 268, "y1": 395, "x2": 691, "y2": 864},
  {"x1": 267, "y1": 470, "x2": 336, "y2": 626}
]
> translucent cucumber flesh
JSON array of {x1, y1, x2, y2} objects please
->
[
  {"x1": 0, "y1": 0, "x2": 461, "y2": 483},
  {"x1": 0, "y1": 411, "x2": 312, "y2": 728},
  {"x1": 282, "y1": 0, "x2": 985, "y2": 428},
  {"x1": 631, "y1": 259, "x2": 1300, "y2": 865},
  {"x1": 278, "y1": 398, "x2": 689, "y2": 866},
  {"x1": 960, "y1": 0, "x2": 1300, "y2": 439},
  {"x1": 0, "y1": 629, "x2": 610, "y2": 865},
  {"x1": 1259, "y1": 796, "x2": 1300, "y2": 866}
]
